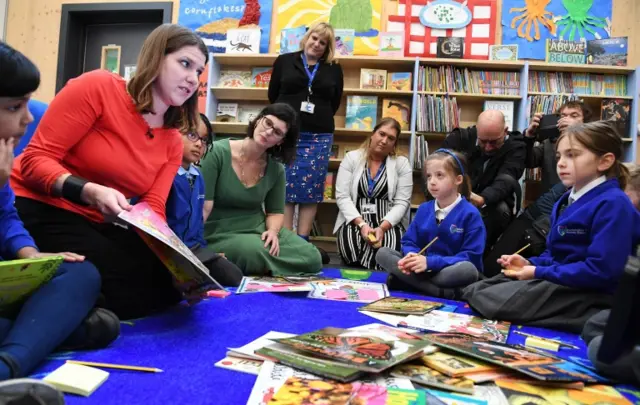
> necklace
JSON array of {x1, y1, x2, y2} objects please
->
[{"x1": 239, "y1": 138, "x2": 266, "y2": 187}]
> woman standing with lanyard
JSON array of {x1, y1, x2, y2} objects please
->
[{"x1": 268, "y1": 22, "x2": 344, "y2": 262}]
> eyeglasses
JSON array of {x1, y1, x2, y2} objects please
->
[
  {"x1": 477, "y1": 137, "x2": 503, "y2": 147},
  {"x1": 260, "y1": 117, "x2": 286, "y2": 139},
  {"x1": 186, "y1": 132, "x2": 210, "y2": 147}
]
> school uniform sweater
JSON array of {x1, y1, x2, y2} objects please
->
[
  {"x1": 401, "y1": 197, "x2": 486, "y2": 272},
  {"x1": 530, "y1": 178, "x2": 640, "y2": 293},
  {"x1": 0, "y1": 183, "x2": 38, "y2": 259},
  {"x1": 166, "y1": 165, "x2": 207, "y2": 250}
]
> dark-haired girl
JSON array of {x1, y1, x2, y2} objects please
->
[{"x1": 200, "y1": 103, "x2": 322, "y2": 276}]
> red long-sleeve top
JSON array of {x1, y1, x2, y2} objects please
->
[{"x1": 10, "y1": 70, "x2": 182, "y2": 223}]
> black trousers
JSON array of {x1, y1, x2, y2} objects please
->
[
  {"x1": 16, "y1": 197, "x2": 182, "y2": 320},
  {"x1": 481, "y1": 201, "x2": 513, "y2": 255},
  {"x1": 483, "y1": 215, "x2": 533, "y2": 277}
]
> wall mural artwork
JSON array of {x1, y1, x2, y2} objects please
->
[
  {"x1": 275, "y1": 0, "x2": 382, "y2": 55},
  {"x1": 501, "y1": 0, "x2": 612, "y2": 60},
  {"x1": 178, "y1": 0, "x2": 273, "y2": 53},
  {"x1": 387, "y1": 0, "x2": 497, "y2": 59}
]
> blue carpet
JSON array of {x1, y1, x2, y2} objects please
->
[{"x1": 26, "y1": 269, "x2": 633, "y2": 404}]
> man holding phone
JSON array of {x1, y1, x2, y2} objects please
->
[{"x1": 483, "y1": 101, "x2": 590, "y2": 277}]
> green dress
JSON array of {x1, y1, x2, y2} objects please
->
[{"x1": 200, "y1": 139, "x2": 322, "y2": 276}]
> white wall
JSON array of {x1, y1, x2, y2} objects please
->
[{"x1": 0, "y1": 0, "x2": 7, "y2": 40}]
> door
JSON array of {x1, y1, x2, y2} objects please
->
[{"x1": 83, "y1": 22, "x2": 159, "y2": 77}]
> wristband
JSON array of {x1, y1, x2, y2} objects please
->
[
  {"x1": 357, "y1": 222, "x2": 366, "y2": 229},
  {"x1": 62, "y1": 176, "x2": 90, "y2": 206}
]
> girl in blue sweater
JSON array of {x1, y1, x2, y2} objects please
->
[
  {"x1": 376, "y1": 149, "x2": 486, "y2": 298},
  {"x1": 464, "y1": 121, "x2": 640, "y2": 333}
]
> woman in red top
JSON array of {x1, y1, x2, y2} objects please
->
[{"x1": 10, "y1": 24, "x2": 208, "y2": 320}]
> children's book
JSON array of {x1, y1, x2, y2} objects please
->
[
  {"x1": 436, "y1": 37, "x2": 464, "y2": 59},
  {"x1": 237, "y1": 276, "x2": 314, "y2": 294},
  {"x1": 489, "y1": 45, "x2": 518, "y2": 61},
  {"x1": 272, "y1": 327, "x2": 431, "y2": 373},
  {"x1": 420, "y1": 351, "x2": 496, "y2": 377},
  {"x1": 330, "y1": 144, "x2": 340, "y2": 159},
  {"x1": 280, "y1": 26, "x2": 307, "y2": 54},
  {"x1": 360, "y1": 69, "x2": 387, "y2": 90},
  {"x1": 0, "y1": 256, "x2": 63, "y2": 313},
  {"x1": 345, "y1": 96, "x2": 378, "y2": 130},
  {"x1": 391, "y1": 363, "x2": 475, "y2": 394},
  {"x1": 381, "y1": 98, "x2": 411, "y2": 130},
  {"x1": 225, "y1": 28, "x2": 261, "y2": 54},
  {"x1": 324, "y1": 172, "x2": 335, "y2": 200},
  {"x1": 214, "y1": 355, "x2": 263, "y2": 375},
  {"x1": 386, "y1": 72, "x2": 412, "y2": 91},
  {"x1": 334, "y1": 29, "x2": 355, "y2": 56},
  {"x1": 422, "y1": 389, "x2": 487, "y2": 405},
  {"x1": 495, "y1": 380, "x2": 632, "y2": 405},
  {"x1": 601, "y1": 98, "x2": 631, "y2": 138},
  {"x1": 247, "y1": 361, "x2": 320, "y2": 405},
  {"x1": 252, "y1": 67, "x2": 273, "y2": 88},
  {"x1": 344, "y1": 323, "x2": 430, "y2": 343},
  {"x1": 216, "y1": 102, "x2": 239, "y2": 122},
  {"x1": 239, "y1": 105, "x2": 266, "y2": 123},
  {"x1": 379, "y1": 32, "x2": 404, "y2": 57},
  {"x1": 117, "y1": 203, "x2": 224, "y2": 297},
  {"x1": 219, "y1": 70, "x2": 252, "y2": 87},
  {"x1": 360, "y1": 310, "x2": 410, "y2": 327},
  {"x1": 399, "y1": 311, "x2": 510, "y2": 343},
  {"x1": 307, "y1": 279, "x2": 389, "y2": 303},
  {"x1": 227, "y1": 331, "x2": 296, "y2": 360},
  {"x1": 359, "y1": 297, "x2": 442, "y2": 316},
  {"x1": 512, "y1": 361, "x2": 610, "y2": 384},
  {"x1": 587, "y1": 37, "x2": 628, "y2": 66}
]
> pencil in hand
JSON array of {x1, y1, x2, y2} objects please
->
[{"x1": 417, "y1": 237, "x2": 439, "y2": 256}]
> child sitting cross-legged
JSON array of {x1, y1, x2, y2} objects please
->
[
  {"x1": 376, "y1": 149, "x2": 486, "y2": 299},
  {"x1": 166, "y1": 113, "x2": 244, "y2": 287}
]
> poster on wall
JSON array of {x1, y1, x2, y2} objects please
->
[
  {"x1": 178, "y1": 0, "x2": 273, "y2": 54},
  {"x1": 275, "y1": 0, "x2": 382, "y2": 56},
  {"x1": 501, "y1": 0, "x2": 612, "y2": 60}
]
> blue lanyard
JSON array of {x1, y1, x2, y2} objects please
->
[
  {"x1": 301, "y1": 53, "x2": 320, "y2": 96},
  {"x1": 367, "y1": 162, "x2": 386, "y2": 197}
]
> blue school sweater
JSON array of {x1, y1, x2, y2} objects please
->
[
  {"x1": 401, "y1": 197, "x2": 486, "y2": 272},
  {"x1": 0, "y1": 183, "x2": 38, "y2": 259},
  {"x1": 166, "y1": 165, "x2": 207, "y2": 249},
  {"x1": 530, "y1": 178, "x2": 640, "y2": 293}
]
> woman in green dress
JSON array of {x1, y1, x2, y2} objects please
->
[{"x1": 200, "y1": 103, "x2": 322, "y2": 276}]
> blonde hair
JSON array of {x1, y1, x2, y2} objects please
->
[
  {"x1": 299, "y1": 22, "x2": 337, "y2": 64},
  {"x1": 557, "y1": 121, "x2": 629, "y2": 190}
]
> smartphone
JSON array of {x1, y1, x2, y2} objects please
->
[{"x1": 536, "y1": 114, "x2": 560, "y2": 142}]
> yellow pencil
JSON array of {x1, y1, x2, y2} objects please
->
[
  {"x1": 513, "y1": 243, "x2": 531, "y2": 256},
  {"x1": 66, "y1": 360, "x2": 163, "y2": 373},
  {"x1": 417, "y1": 237, "x2": 439, "y2": 255}
]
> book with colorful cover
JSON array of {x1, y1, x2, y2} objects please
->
[
  {"x1": 273, "y1": 327, "x2": 431, "y2": 373},
  {"x1": 239, "y1": 105, "x2": 266, "y2": 123},
  {"x1": 344, "y1": 323, "x2": 430, "y2": 343},
  {"x1": 334, "y1": 29, "x2": 355, "y2": 56},
  {"x1": 346, "y1": 96, "x2": 378, "y2": 130},
  {"x1": 247, "y1": 361, "x2": 320, "y2": 405},
  {"x1": 117, "y1": 203, "x2": 223, "y2": 296},
  {"x1": 219, "y1": 70, "x2": 252, "y2": 87},
  {"x1": 360, "y1": 69, "x2": 387, "y2": 90},
  {"x1": 391, "y1": 363, "x2": 475, "y2": 394},
  {"x1": 307, "y1": 279, "x2": 388, "y2": 303},
  {"x1": 359, "y1": 297, "x2": 442, "y2": 316},
  {"x1": 323, "y1": 172, "x2": 335, "y2": 200},
  {"x1": 216, "y1": 102, "x2": 238, "y2": 122},
  {"x1": 237, "y1": 277, "x2": 314, "y2": 294},
  {"x1": 0, "y1": 256, "x2": 64, "y2": 313},
  {"x1": 399, "y1": 311, "x2": 510, "y2": 343},
  {"x1": 252, "y1": 67, "x2": 273, "y2": 88},
  {"x1": 214, "y1": 355, "x2": 263, "y2": 375},
  {"x1": 587, "y1": 37, "x2": 628, "y2": 66},
  {"x1": 512, "y1": 361, "x2": 610, "y2": 384},
  {"x1": 381, "y1": 98, "x2": 411, "y2": 130},
  {"x1": 386, "y1": 72, "x2": 412, "y2": 91},
  {"x1": 280, "y1": 26, "x2": 307, "y2": 54},
  {"x1": 227, "y1": 331, "x2": 296, "y2": 360},
  {"x1": 420, "y1": 351, "x2": 496, "y2": 377},
  {"x1": 422, "y1": 389, "x2": 487, "y2": 405},
  {"x1": 379, "y1": 32, "x2": 405, "y2": 57},
  {"x1": 360, "y1": 310, "x2": 409, "y2": 327},
  {"x1": 601, "y1": 98, "x2": 631, "y2": 138},
  {"x1": 495, "y1": 380, "x2": 631, "y2": 404}
]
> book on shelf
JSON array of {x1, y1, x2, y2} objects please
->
[
  {"x1": 280, "y1": 26, "x2": 307, "y2": 54},
  {"x1": 587, "y1": 37, "x2": 628, "y2": 66},
  {"x1": 216, "y1": 103, "x2": 239, "y2": 122},
  {"x1": 436, "y1": 37, "x2": 464, "y2": 59},
  {"x1": 251, "y1": 67, "x2": 272, "y2": 88},
  {"x1": 483, "y1": 101, "x2": 514, "y2": 132},
  {"x1": 545, "y1": 39, "x2": 586, "y2": 65},
  {"x1": 417, "y1": 65, "x2": 520, "y2": 95},
  {"x1": 387, "y1": 72, "x2": 412, "y2": 91},
  {"x1": 238, "y1": 105, "x2": 266, "y2": 123},
  {"x1": 345, "y1": 96, "x2": 378, "y2": 130},
  {"x1": 525, "y1": 167, "x2": 542, "y2": 182},
  {"x1": 334, "y1": 29, "x2": 355, "y2": 56},
  {"x1": 330, "y1": 144, "x2": 339, "y2": 159},
  {"x1": 525, "y1": 94, "x2": 581, "y2": 128},
  {"x1": 324, "y1": 172, "x2": 335, "y2": 200},
  {"x1": 225, "y1": 28, "x2": 261, "y2": 54},
  {"x1": 416, "y1": 95, "x2": 459, "y2": 134},
  {"x1": 360, "y1": 69, "x2": 387, "y2": 90},
  {"x1": 528, "y1": 71, "x2": 627, "y2": 97},
  {"x1": 489, "y1": 45, "x2": 518, "y2": 61},
  {"x1": 219, "y1": 70, "x2": 252, "y2": 87},
  {"x1": 601, "y1": 98, "x2": 631, "y2": 139},
  {"x1": 413, "y1": 134, "x2": 429, "y2": 171},
  {"x1": 381, "y1": 98, "x2": 410, "y2": 130},
  {"x1": 379, "y1": 32, "x2": 404, "y2": 57}
]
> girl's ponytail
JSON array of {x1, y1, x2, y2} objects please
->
[{"x1": 617, "y1": 160, "x2": 630, "y2": 191}]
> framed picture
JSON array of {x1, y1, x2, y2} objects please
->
[{"x1": 101, "y1": 45, "x2": 121, "y2": 74}]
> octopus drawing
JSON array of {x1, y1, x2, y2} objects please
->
[
  {"x1": 509, "y1": 0, "x2": 557, "y2": 42},
  {"x1": 554, "y1": 0, "x2": 608, "y2": 41}
]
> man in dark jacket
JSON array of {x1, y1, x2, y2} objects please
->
[{"x1": 442, "y1": 110, "x2": 526, "y2": 252}]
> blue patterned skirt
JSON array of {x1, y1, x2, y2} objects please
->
[{"x1": 285, "y1": 132, "x2": 333, "y2": 203}]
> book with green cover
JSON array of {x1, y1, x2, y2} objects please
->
[
  {"x1": 359, "y1": 297, "x2": 442, "y2": 315},
  {"x1": 391, "y1": 362, "x2": 475, "y2": 394},
  {"x1": 0, "y1": 256, "x2": 64, "y2": 313}
]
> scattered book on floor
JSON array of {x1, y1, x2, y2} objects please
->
[
  {"x1": 43, "y1": 363, "x2": 109, "y2": 397},
  {"x1": 495, "y1": 380, "x2": 632, "y2": 405},
  {"x1": 0, "y1": 256, "x2": 63, "y2": 313},
  {"x1": 215, "y1": 355, "x2": 263, "y2": 375},
  {"x1": 420, "y1": 351, "x2": 496, "y2": 377},
  {"x1": 307, "y1": 279, "x2": 389, "y2": 303},
  {"x1": 359, "y1": 297, "x2": 443, "y2": 316},
  {"x1": 227, "y1": 331, "x2": 296, "y2": 360},
  {"x1": 236, "y1": 276, "x2": 315, "y2": 294},
  {"x1": 399, "y1": 310, "x2": 510, "y2": 342},
  {"x1": 391, "y1": 362, "x2": 475, "y2": 394},
  {"x1": 360, "y1": 310, "x2": 409, "y2": 326}
]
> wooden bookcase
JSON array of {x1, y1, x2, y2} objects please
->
[{"x1": 205, "y1": 54, "x2": 640, "y2": 252}]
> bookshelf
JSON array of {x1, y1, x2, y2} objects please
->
[{"x1": 206, "y1": 54, "x2": 640, "y2": 251}]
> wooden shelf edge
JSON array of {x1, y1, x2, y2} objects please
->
[
  {"x1": 527, "y1": 61, "x2": 635, "y2": 74},
  {"x1": 310, "y1": 236, "x2": 337, "y2": 242},
  {"x1": 344, "y1": 88, "x2": 413, "y2": 96},
  {"x1": 528, "y1": 91, "x2": 632, "y2": 100}
]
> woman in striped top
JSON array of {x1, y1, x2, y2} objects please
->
[{"x1": 333, "y1": 118, "x2": 413, "y2": 269}]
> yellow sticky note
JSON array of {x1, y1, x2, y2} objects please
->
[
  {"x1": 44, "y1": 363, "x2": 109, "y2": 397},
  {"x1": 525, "y1": 336, "x2": 560, "y2": 352}
]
